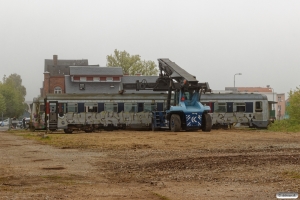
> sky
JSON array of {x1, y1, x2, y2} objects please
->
[{"x1": 0, "y1": 0, "x2": 299, "y2": 101}]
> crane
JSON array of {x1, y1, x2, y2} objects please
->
[{"x1": 121, "y1": 58, "x2": 212, "y2": 132}]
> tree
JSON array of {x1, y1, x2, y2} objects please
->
[
  {"x1": 286, "y1": 86, "x2": 300, "y2": 124},
  {"x1": 0, "y1": 74, "x2": 27, "y2": 118},
  {"x1": 0, "y1": 93, "x2": 6, "y2": 117},
  {"x1": 106, "y1": 49, "x2": 158, "y2": 75}
]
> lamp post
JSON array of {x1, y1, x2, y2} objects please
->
[
  {"x1": 234, "y1": 73, "x2": 242, "y2": 88},
  {"x1": 266, "y1": 85, "x2": 275, "y2": 111}
]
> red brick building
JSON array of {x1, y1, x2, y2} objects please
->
[{"x1": 41, "y1": 55, "x2": 91, "y2": 97}]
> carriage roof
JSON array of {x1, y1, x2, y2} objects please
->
[{"x1": 201, "y1": 93, "x2": 268, "y2": 101}]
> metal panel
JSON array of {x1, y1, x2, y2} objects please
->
[
  {"x1": 78, "y1": 103, "x2": 84, "y2": 113},
  {"x1": 138, "y1": 103, "x2": 143, "y2": 112},
  {"x1": 245, "y1": 102, "x2": 253, "y2": 113},
  {"x1": 157, "y1": 103, "x2": 164, "y2": 111},
  {"x1": 227, "y1": 102, "x2": 233, "y2": 113},
  {"x1": 98, "y1": 103, "x2": 104, "y2": 112},
  {"x1": 118, "y1": 103, "x2": 124, "y2": 113}
]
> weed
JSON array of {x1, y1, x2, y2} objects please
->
[
  {"x1": 283, "y1": 171, "x2": 300, "y2": 179},
  {"x1": 152, "y1": 192, "x2": 170, "y2": 200}
]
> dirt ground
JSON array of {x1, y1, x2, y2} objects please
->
[{"x1": 0, "y1": 128, "x2": 300, "y2": 200}]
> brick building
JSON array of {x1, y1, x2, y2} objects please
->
[{"x1": 42, "y1": 55, "x2": 92, "y2": 97}]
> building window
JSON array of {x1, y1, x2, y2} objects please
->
[
  {"x1": 54, "y1": 86, "x2": 62, "y2": 94},
  {"x1": 93, "y1": 77, "x2": 100, "y2": 81},
  {"x1": 79, "y1": 83, "x2": 85, "y2": 90},
  {"x1": 80, "y1": 77, "x2": 86, "y2": 81},
  {"x1": 106, "y1": 77, "x2": 113, "y2": 82},
  {"x1": 278, "y1": 96, "x2": 281, "y2": 102}
]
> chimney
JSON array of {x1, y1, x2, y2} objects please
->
[{"x1": 53, "y1": 55, "x2": 58, "y2": 66}]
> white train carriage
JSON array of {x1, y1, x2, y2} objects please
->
[{"x1": 200, "y1": 93, "x2": 270, "y2": 129}]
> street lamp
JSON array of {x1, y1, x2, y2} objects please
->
[
  {"x1": 234, "y1": 73, "x2": 242, "y2": 88},
  {"x1": 267, "y1": 85, "x2": 274, "y2": 110}
]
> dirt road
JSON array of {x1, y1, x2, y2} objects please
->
[{"x1": 0, "y1": 129, "x2": 299, "y2": 199}]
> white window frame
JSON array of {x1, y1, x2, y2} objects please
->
[
  {"x1": 93, "y1": 77, "x2": 100, "y2": 82},
  {"x1": 54, "y1": 86, "x2": 62, "y2": 94},
  {"x1": 106, "y1": 77, "x2": 113, "y2": 82}
]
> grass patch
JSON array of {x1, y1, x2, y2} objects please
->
[
  {"x1": 152, "y1": 192, "x2": 170, "y2": 200},
  {"x1": 283, "y1": 171, "x2": 300, "y2": 179},
  {"x1": 268, "y1": 119, "x2": 300, "y2": 132}
]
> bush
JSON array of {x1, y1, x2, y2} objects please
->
[{"x1": 269, "y1": 119, "x2": 300, "y2": 132}]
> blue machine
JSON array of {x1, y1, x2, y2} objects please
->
[{"x1": 123, "y1": 58, "x2": 212, "y2": 132}]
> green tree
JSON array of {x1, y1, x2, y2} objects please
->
[
  {"x1": 0, "y1": 93, "x2": 6, "y2": 117},
  {"x1": 0, "y1": 74, "x2": 27, "y2": 118},
  {"x1": 286, "y1": 86, "x2": 300, "y2": 124},
  {"x1": 269, "y1": 86, "x2": 300, "y2": 132},
  {"x1": 106, "y1": 49, "x2": 158, "y2": 75}
]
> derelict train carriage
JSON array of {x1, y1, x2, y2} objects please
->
[
  {"x1": 200, "y1": 93, "x2": 270, "y2": 129},
  {"x1": 30, "y1": 93, "x2": 170, "y2": 133}
]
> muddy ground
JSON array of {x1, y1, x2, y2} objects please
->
[{"x1": 0, "y1": 128, "x2": 299, "y2": 200}]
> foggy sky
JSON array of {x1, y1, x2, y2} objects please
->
[{"x1": 0, "y1": 0, "x2": 299, "y2": 101}]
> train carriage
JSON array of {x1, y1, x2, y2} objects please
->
[
  {"x1": 200, "y1": 93, "x2": 270, "y2": 129},
  {"x1": 30, "y1": 93, "x2": 169, "y2": 133}
]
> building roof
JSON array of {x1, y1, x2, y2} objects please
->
[
  {"x1": 69, "y1": 66, "x2": 123, "y2": 76},
  {"x1": 44, "y1": 59, "x2": 89, "y2": 74},
  {"x1": 201, "y1": 93, "x2": 268, "y2": 101}
]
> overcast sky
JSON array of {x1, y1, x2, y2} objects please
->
[{"x1": 1, "y1": 0, "x2": 299, "y2": 101}]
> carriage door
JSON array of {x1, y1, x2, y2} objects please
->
[{"x1": 49, "y1": 101, "x2": 58, "y2": 130}]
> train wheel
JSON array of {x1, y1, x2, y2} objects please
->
[
  {"x1": 202, "y1": 113, "x2": 212, "y2": 132},
  {"x1": 64, "y1": 128, "x2": 73, "y2": 134},
  {"x1": 170, "y1": 114, "x2": 181, "y2": 132}
]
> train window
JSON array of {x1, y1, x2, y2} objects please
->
[
  {"x1": 214, "y1": 102, "x2": 226, "y2": 112},
  {"x1": 255, "y1": 101, "x2": 262, "y2": 112},
  {"x1": 234, "y1": 103, "x2": 245, "y2": 112},
  {"x1": 85, "y1": 103, "x2": 98, "y2": 112},
  {"x1": 67, "y1": 103, "x2": 78, "y2": 112},
  {"x1": 104, "y1": 103, "x2": 118, "y2": 112},
  {"x1": 144, "y1": 103, "x2": 156, "y2": 112},
  {"x1": 124, "y1": 103, "x2": 137, "y2": 113}
]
